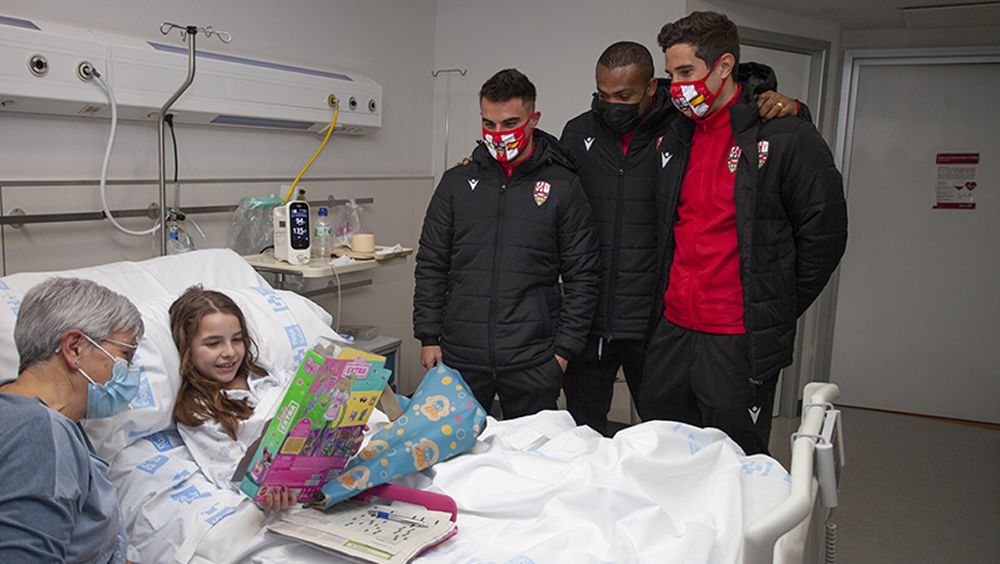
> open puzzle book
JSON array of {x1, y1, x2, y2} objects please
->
[
  {"x1": 269, "y1": 501, "x2": 456, "y2": 563},
  {"x1": 269, "y1": 484, "x2": 459, "y2": 564},
  {"x1": 234, "y1": 340, "x2": 391, "y2": 503}
]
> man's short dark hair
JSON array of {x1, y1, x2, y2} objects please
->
[
  {"x1": 597, "y1": 41, "x2": 654, "y2": 80},
  {"x1": 479, "y1": 68, "x2": 537, "y2": 107},
  {"x1": 657, "y1": 11, "x2": 740, "y2": 68}
]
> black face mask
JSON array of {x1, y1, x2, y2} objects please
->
[{"x1": 591, "y1": 93, "x2": 644, "y2": 134}]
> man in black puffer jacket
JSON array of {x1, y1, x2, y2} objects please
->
[
  {"x1": 559, "y1": 41, "x2": 803, "y2": 436},
  {"x1": 414, "y1": 69, "x2": 600, "y2": 419},
  {"x1": 643, "y1": 12, "x2": 847, "y2": 455}
]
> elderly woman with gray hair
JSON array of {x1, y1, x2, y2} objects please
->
[{"x1": 0, "y1": 277, "x2": 143, "y2": 564}]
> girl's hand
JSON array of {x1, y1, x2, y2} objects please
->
[
  {"x1": 350, "y1": 425, "x2": 369, "y2": 457},
  {"x1": 262, "y1": 486, "x2": 298, "y2": 512}
]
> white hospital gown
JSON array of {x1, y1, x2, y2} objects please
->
[{"x1": 178, "y1": 369, "x2": 289, "y2": 490}]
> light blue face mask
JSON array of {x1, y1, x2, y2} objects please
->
[{"x1": 77, "y1": 334, "x2": 140, "y2": 419}]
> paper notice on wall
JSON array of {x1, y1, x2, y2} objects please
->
[{"x1": 934, "y1": 153, "x2": 979, "y2": 210}]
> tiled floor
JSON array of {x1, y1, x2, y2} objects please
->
[{"x1": 769, "y1": 407, "x2": 1000, "y2": 563}]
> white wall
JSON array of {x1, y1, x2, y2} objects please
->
[{"x1": 0, "y1": 0, "x2": 437, "y2": 391}]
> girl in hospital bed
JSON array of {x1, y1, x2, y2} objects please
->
[{"x1": 169, "y1": 286, "x2": 298, "y2": 512}]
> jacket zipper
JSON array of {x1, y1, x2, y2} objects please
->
[
  {"x1": 606, "y1": 147, "x2": 627, "y2": 346},
  {"x1": 664, "y1": 147, "x2": 689, "y2": 295},
  {"x1": 488, "y1": 169, "x2": 507, "y2": 371},
  {"x1": 735, "y1": 135, "x2": 757, "y2": 377}
]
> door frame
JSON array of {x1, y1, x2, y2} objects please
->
[
  {"x1": 816, "y1": 46, "x2": 1000, "y2": 391},
  {"x1": 738, "y1": 26, "x2": 830, "y2": 131}
]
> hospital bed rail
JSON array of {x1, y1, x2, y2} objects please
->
[{"x1": 743, "y1": 382, "x2": 840, "y2": 564}]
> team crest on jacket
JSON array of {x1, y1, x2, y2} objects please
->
[
  {"x1": 757, "y1": 141, "x2": 769, "y2": 169},
  {"x1": 727, "y1": 145, "x2": 741, "y2": 173},
  {"x1": 533, "y1": 181, "x2": 551, "y2": 206}
]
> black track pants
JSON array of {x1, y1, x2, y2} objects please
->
[
  {"x1": 639, "y1": 317, "x2": 779, "y2": 455},
  {"x1": 461, "y1": 358, "x2": 564, "y2": 420},
  {"x1": 562, "y1": 336, "x2": 645, "y2": 436}
]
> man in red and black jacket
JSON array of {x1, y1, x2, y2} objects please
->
[
  {"x1": 643, "y1": 12, "x2": 847, "y2": 454},
  {"x1": 559, "y1": 41, "x2": 802, "y2": 436},
  {"x1": 414, "y1": 69, "x2": 600, "y2": 419}
]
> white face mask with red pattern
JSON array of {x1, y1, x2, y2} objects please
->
[
  {"x1": 482, "y1": 112, "x2": 538, "y2": 163},
  {"x1": 670, "y1": 58, "x2": 726, "y2": 120}
]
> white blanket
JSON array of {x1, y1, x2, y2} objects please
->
[{"x1": 114, "y1": 411, "x2": 789, "y2": 564}]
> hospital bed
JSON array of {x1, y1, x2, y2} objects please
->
[{"x1": 0, "y1": 249, "x2": 841, "y2": 563}]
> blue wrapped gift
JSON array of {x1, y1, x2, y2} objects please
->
[{"x1": 320, "y1": 364, "x2": 487, "y2": 508}]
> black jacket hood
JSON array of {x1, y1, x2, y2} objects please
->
[{"x1": 737, "y1": 62, "x2": 778, "y2": 98}]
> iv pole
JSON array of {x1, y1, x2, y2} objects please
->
[
  {"x1": 432, "y1": 68, "x2": 467, "y2": 173},
  {"x1": 156, "y1": 23, "x2": 231, "y2": 256}
]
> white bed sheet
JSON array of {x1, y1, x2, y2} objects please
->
[{"x1": 114, "y1": 410, "x2": 789, "y2": 564}]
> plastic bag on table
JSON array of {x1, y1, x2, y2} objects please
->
[
  {"x1": 229, "y1": 195, "x2": 282, "y2": 255},
  {"x1": 332, "y1": 199, "x2": 367, "y2": 247}
]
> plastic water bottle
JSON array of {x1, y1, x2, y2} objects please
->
[
  {"x1": 311, "y1": 207, "x2": 333, "y2": 260},
  {"x1": 166, "y1": 210, "x2": 195, "y2": 255}
]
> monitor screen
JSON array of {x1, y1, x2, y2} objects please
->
[{"x1": 289, "y1": 202, "x2": 310, "y2": 250}]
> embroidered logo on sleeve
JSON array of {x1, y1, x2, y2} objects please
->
[
  {"x1": 748, "y1": 405, "x2": 762, "y2": 424},
  {"x1": 468, "y1": 178, "x2": 479, "y2": 191},
  {"x1": 661, "y1": 151, "x2": 673, "y2": 168},
  {"x1": 584, "y1": 137, "x2": 595, "y2": 151},
  {"x1": 727, "y1": 145, "x2": 742, "y2": 173},
  {"x1": 758, "y1": 141, "x2": 769, "y2": 169},
  {"x1": 533, "y1": 181, "x2": 551, "y2": 206}
]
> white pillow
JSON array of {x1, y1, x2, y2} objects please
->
[
  {"x1": 136, "y1": 249, "x2": 267, "y2": 294},
  {"x1": 0, "y1": 265, "x2": 167, "y2": 384},
  {"x1": 0, "y1": 249, "x2": 266, "y2": 382},
  {"x1": 82, "y1": 286, "x2": 341, "y2": 460}
]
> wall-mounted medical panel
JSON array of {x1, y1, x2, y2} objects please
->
[{"x1": 0, "y1": 14, "x2": 381, "y2": 134}]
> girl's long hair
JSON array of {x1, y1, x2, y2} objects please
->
[{"x1": 170, "y1": 286, "x2": 266, "y2": 440}]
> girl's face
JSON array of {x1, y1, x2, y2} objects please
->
[{"x1": 191, "y1": 312, "x2": 246, "y2": 386}]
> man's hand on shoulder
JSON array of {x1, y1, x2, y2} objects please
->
[{"x1": 757, "y1": 91, "x2": 799, "y2": 122}]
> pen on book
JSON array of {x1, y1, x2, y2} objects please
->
[{"x1": 367, "y1": 509, "x2": 429, "y2": 528}]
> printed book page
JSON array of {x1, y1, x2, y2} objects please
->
[{"x1": 268, "y1": 501, "x2": 455, "y2": 563}]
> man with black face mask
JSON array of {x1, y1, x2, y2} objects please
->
[{"x1": 559, "y1": 41, "x2": 803, "y2": 436}]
